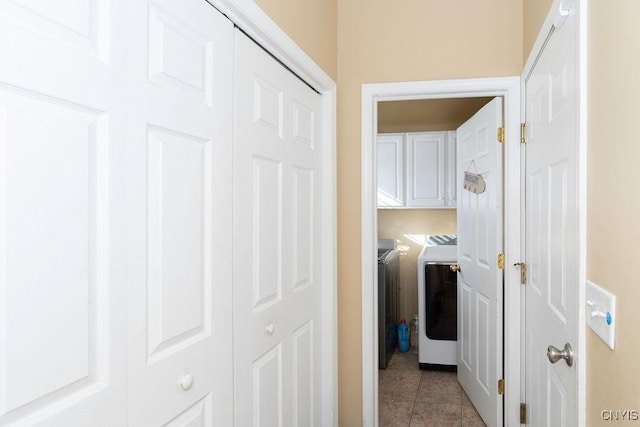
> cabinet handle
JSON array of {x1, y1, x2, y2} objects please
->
[{"x1": 265, "y1": 323, "x2": 275, "y2": 335}]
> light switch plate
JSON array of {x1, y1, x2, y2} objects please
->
[{"x1": 586, "y1": 280, "x2": 616, "y2": 350}]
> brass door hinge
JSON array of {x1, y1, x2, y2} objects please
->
[
  {"x1": 498, "y1": 378, "x2": 505, "y2": 395},
  {"x1": 520, "y1": 402, "x2": 527, "y2": 424},
  {"x1": 497, "y1": 127, "x2": 505, "y2": 143},
  {"x1": 514, "y1": 262, "x2": 527, "y2": 285},
  {"x1": 521, "y1": 123, "x2": 527, "y2": 144},
  {"x1": 498, "y1": 252, "x2": 505, "y2": 269}
]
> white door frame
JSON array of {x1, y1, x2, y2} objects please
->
[
  {"x1": 361, "y1": 77, "x2": 522, "y2": 426},
  {"x1": 522, "y1": 0, "x2": 587, "y2": 425},
  {"x1": 206, "y1": 1, "x2": 338, "y2": 424}
]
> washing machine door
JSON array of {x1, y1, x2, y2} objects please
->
[{"x1": 424, "y1": 263, "x2": 457, "y2": 341}]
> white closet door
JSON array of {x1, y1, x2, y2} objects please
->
[
  {"x1": 456, "y1": 97, "x2": 503, "y2": 427},
  {"x1": 124, "y1": 0, "x2": 234, "y2": 425},
  {"x1": 233, "y1": 31, "x2": 324, "y2": 427},
  {"x1": 0, "y1": 0, "x2": 128, "y2": 424}
]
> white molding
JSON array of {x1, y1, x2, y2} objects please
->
[
  {"x1": 522, "y1": 1, "x2": 586, "y2": 425},
  {"x1": 577, "y1": 0, "x2": 588, "y2": 425},
  {"x1": 361, "y1": 77, "x2": 521, "y2": 426},
  {"x1": 207, "y1": 1, "x2": 337, "y2": 425}
]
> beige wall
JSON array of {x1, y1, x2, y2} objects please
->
[
  {"x1": 337, "y1": 1, "x2": 522, "y2": 424},
  {"x1": 378, "y1": 209, "x2": 456, "y2": 322},
  {"x1": 253, "y1": 0, "x2": 337, "y2": 80},
  {"x1": 523, "y1": 0, "x2": 553, "y2": 62},
  {"x1": 586, "y1": 0, "x2": 640, "y2": 423}
]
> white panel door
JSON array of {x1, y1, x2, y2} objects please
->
[
  {"x1": 406, "y1": 132, "x2": 445, "y2": 207},
  {"x1": 377, "y1": 133, "x2": 404, "y2": 207},
  {"x1": 234, "y1": 31, "x2": 324, "y2": 427},
  {"x1": 124, "y1": 0, "x2": 233, "y2": 425},
  {"x1": 524, "y1": 7, "x2": 578, "y2": 426},
  {"x1": 456, "y1": 98, "x2": 503, "y2": 427},
  {"x1": 0, "y1": 0, "x2": 129, "y2": 424}
]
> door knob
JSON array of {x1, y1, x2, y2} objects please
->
[
  {"x1": 547, "y1": 343, "x2": 574, "y2": 367},
  {"x1": 178, "y1": 373, "x2": 194, "y2": 390},
  {"x1": 265, "y1": 323, "x2": 275, "y2": 334},
  {"x1": 449, "y1": 264, "x2": 461, "y2": 272}
]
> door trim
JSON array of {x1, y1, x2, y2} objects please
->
[
  {"x1": 522, "y1": 0, "x2": 587, "y2": 424},
  {"x1": 206, "y1": 1, "x2": 338, "y2": 424},
  {"x1": 361, "y1": 77, "x2": 521, "y2": 426}
]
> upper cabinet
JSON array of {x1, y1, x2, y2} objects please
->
[
  {"x1": 406, "y1": 132, "x2": 445, "y2": 207},
  {"x1": 377, "y1": 134, "x2": 405, "y2": 207},
  {"x1": 377, "y1": 131, "x2": 456, "y2": 209}
]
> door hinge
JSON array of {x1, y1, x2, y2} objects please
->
[
  {"x1": 520, "y1": 402, "x2": 527, "y2": 424},
  {"x1": 498, "y1": 378, "x2": 505, "y2": 395},
  {"x1": 521, "y1": 122, "x2": 527, "y2": 144},
  {"x1": 498, "y1": 252, "x2": 505, "y2": 269},
  {"x1": 514, "y1": 262, "x2": 527, "y2": 285},
  {"x1": 497, "y1": 126, "x2": 505, "y2": 143}
]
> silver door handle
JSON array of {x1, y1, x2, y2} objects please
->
[
  {"x1": 547, "y1": 343, "x2": 574, "y2": 367},
  {"x1": 449, "y1": 264, "x2": 461, "y2": 272}
]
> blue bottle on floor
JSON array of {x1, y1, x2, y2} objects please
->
[{"x1": 398, "y1": 318, "x2": 409, "y2": 352}]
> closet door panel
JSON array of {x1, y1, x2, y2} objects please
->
[
  {"x1": 234, "y1": 30, "x2": 324, "y2": 427},
  {"x1": 125, "y1": 0, "x2": 233, "y2": 425},
  {"x1": 0, "y1": 0, "x2": 128, "y2": 424}
]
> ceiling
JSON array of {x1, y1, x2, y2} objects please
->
[{"x1": 378, "y1": 97, "x2": 494, "y2": 131}]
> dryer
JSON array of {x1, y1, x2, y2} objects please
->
[{"x1": 417, "y1": 234, "x2": 457, "y2": 370}]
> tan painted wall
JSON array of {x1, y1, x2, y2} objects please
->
[
  {"x1": 586, "y1": 1, "x2": 640, "y2": 423},
  {"x1": 337, "y1": 1, "x2": 522, "y2": 424},
  {"x1": 378, "y1": 209, "x2": 456, "y2": 323},
  {"x1": 523, "y1": 0, "x2": 553, "y2": 62},
  {"x1": 253, "y1": 0, "x2": 337, "y2": 80}
]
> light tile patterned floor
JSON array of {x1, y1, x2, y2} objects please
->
[{"x1": 379, "y1": 351, "x2": 486, "y2": 427}]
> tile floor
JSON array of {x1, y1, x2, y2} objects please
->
[{"x1": 379, "y1": 351, "x2": 486, "y2": 427}]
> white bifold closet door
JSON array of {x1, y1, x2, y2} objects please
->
[
  {"x1": 233, "y1": 31, "x2": 325, "y2": 426},
  {"x1": 0, "y1": 0, "x2": 131, "y2": 424},
  {"x1": 124, "y1": 0, "x2": 234, "y2": 425},
  {"x1": 0, "y1": 0, "x2": 234, "y2": 425}
]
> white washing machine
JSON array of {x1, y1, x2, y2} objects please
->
[{"x1": 417, "y1": 234, "x2": 457, "y2": 370}]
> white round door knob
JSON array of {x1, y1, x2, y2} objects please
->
[
  {"x1": 178, "y1": 373, "x2": 194, "y2": 390},
  {"x1": 265, "y1": 323, "x2": 275, "y2": 334}
]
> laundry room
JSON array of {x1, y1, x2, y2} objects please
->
[{"x1": 376, "y1": 96, "x2": 497, "y2": 425}]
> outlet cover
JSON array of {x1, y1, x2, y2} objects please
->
[{"x1": 586, "y1": 280, "x2": 616, "y2": 350}]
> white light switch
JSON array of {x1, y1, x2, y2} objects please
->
[{"x1": 586, "y1": 280, "x2": 616, "y2": 350}]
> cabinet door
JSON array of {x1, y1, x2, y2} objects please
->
[
  {"x1": 446, "y1": 131, "x2": 457, "y2": 207},
  {"x1": 406, "y1": 132, "x2": 446, "y2": 207},
  {"x1": 377, "y1": 134, "x2": 404, "y2": 207}
]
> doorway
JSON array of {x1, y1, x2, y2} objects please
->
[{"x1": 361, "y1": 77, "x2": 522, "y2": 426}]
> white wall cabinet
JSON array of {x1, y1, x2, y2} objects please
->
[
  {"x1": 377, "y1": 132, "x2": 456, "y2": 208},
  {"x1": 377, "y1": 134, "x2": 405, "y2": 207}
]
